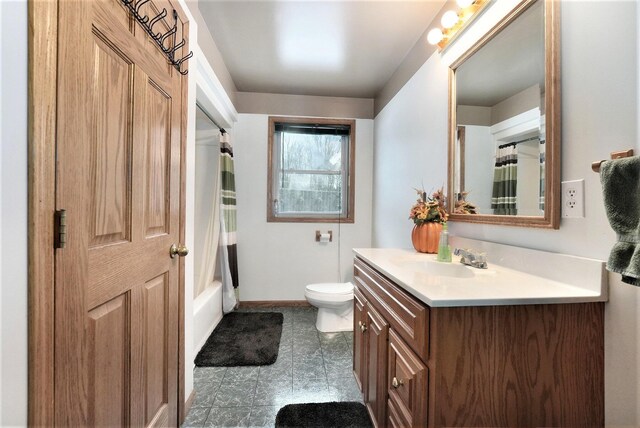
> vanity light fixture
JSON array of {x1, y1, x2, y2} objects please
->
[
  {"x1": 441, "y1": 10, "x2": 460, "y2": 29},
  {"x1": 427, "y1": 0, "x2": 489, "y2": 51},
  {"x1": 456, "y1": 0, "x2": 474, "y2": 8}
]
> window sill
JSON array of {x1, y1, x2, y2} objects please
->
[{"x1": 267, "y1": 215, "x2": 354, "y2": 224}]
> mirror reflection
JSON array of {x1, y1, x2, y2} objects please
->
[{"x1": 453, "y1": 0, "x2": 545, "y2": 217}]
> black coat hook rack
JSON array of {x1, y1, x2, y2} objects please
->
[{"x1": 121, "y1": 0, "x2": 193, "y2": 75}]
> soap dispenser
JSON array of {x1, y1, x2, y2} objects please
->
[{"x1": 436, "y1": 222, "x2": 452, "y2": 263}]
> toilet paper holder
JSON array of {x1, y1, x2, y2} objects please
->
[{"x1": 315, "y1": 230, "x2": 333, "y2": 242}]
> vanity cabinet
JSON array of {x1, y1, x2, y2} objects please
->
[
  {"x1": 352, "y1": 256, "x2": 605, "y2": 428},
  {"x1": 354, "y1": 286, "x2": 389, "y2": 425}
]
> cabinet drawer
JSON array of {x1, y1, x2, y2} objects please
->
[
  {"x1": 388, "y1": 329, "x2": 428, "y2": 428},
  {"x1": 354, "y1": 257, "x2": 429, "y2": 361}
]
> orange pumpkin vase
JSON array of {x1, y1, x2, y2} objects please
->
[{"x1": 411, "y1": 222, "x2": 443, "y2": 254}]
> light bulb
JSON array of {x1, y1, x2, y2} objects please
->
[
  {"x1": 427, "y1": 28, "x2": 444, "y2": 45},
  {"x1": 456, "y1": 0, "x2": 474, "y2": 8},
  {"x1": 441, "y1": 10, "x2": 459, "y2": 29}
]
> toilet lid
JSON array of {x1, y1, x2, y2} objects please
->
[{"x1": 306, "y1": 282, "x2": 353, "y2": 295}]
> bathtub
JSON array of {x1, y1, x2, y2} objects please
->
[{"x1": 193, "y1": 280, "x2": 223, "y2": 356}]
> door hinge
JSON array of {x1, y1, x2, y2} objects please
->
[{"x1": 54, "y1": 209, "x2": 67, "y2": 249}]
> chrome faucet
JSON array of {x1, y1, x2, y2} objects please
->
[{"x1": 453, "y1": 248, "x2": 488, "y2": 269}]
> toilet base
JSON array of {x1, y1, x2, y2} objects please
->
[{"x1": 315, "y1": 305, "x2": 353, "y2": 333}]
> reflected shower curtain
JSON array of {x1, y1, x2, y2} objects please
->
[
  {"x1": 220, "y1": 132, "x2": 239, "y2": 313},
  {"x1": 491, "y1": 143, "x2": 518, "y2": 215}
]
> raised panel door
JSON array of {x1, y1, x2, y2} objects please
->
[
  {"x1": 353, "y1": 287, "x2": 367, "y2": 393},
  {"x1": 366, "y1": 304, "x2": 389, "y2": 428},
  {"x1": 388, "y1": 329, "x2": 428, "y2": 428},
  {"x1": 54, "y1": 0, "x2": 186, "y2": 425}
]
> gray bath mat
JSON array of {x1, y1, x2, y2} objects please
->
[
  {"x1": 275, "y1": 402, "x2": 372, "y2": 427},
  {"x1": 194, "y1": 312, "x2": 283, "y2": 367}
]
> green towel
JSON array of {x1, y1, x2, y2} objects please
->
[{"x1": 600, "y1": 156, "x2": 640, "y2": 286}]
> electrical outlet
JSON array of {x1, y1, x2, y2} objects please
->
[{"x1": 561, "y1": 179, "x2": 585, "y2": 218}]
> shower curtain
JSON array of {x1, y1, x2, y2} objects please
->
[
  {"x1": 195, "y1": 142, "x2": 222, "y2": 298},
  {"x1": 491, "y1": 143, "x2": 518, "y2": 215},
  {"x1": 220, "y1": 132, "x2": 239, "y2": 313}
]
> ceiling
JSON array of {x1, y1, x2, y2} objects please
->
[
  {"x1": 197, "y1": 1, "x2": 446, "y2": 98},
  {"x1": 456, "y1": 0, "x2": 544, "y2": 106}
]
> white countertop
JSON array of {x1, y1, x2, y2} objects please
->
[{"x1": 353, "y1": 245, "x2": 608, "y2": 307}]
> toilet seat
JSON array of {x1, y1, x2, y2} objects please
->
[{"x1": 305, "y1": 282, "x2": 353, "y2": 295}]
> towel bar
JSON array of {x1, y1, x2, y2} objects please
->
[{"x1": 591, "y1": 149, "x2": 634, "y2": 173}]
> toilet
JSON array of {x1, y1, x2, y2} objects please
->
[{"x1": 304, "y1": 282, "x2": 354, "y2": 332}]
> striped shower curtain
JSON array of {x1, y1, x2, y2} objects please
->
[
  {"x1": 220, "y1": 132, "x2": 239, "y2": 313},
  {"x1": 491, "y1": 143, "x2": 518, "y2": 215}
]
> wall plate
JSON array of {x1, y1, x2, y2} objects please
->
[{"x1": 561, "y1": 179, "x2": 585, "y2": 218}]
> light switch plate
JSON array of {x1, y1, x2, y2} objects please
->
[{"x1": 561, "y1": 179, "x2": 585, "y2": 218}]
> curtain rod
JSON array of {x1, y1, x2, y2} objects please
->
[
  {"x1": 511, "y1": 136, "x2": 539, "y2": 145},
  {"x1": 498, "y1": 136, "x2": 540, "y2": 149},
  {"x1": 196, "y1": 102, "x2": 226, "y2": 134}
]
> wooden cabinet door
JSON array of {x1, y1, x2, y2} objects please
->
[
  {"x1": 388, "y1": 329, "x2": 428, "y2": 428},
  {"x1": 54, "y1": 0, "x2": 187, "y2": 426},
  {"x1": 354, "y1": 287, "x2": 368, "y2": 393},
  {"x1": 365, "y1": 304, "x2": 389, "y2": 427}
]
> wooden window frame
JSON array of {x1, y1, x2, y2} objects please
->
[{"x1": 267, "y1": 116, "x2": 356, "y2": 224}]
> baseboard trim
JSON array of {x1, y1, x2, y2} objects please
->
[
  {"x1": 182, "y1": 389, "x2": 196, "y2": 424},
  {"x1": 239, "y1": 300, "x2": 311, "y2": 308}
]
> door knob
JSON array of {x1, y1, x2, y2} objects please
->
[
  {"x1": 170, "y1": 244, "x2": 189, "y2": 258},
  {"x1": 360, "y1": 322, "x2": 367, "y2": 333}
]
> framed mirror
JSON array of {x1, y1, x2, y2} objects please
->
[{"x1": 447, "y1": 0, "x2": 560, "y2": 228}]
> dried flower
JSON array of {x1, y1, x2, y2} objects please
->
[
  {"x1": 409, "y1": 187, "x2": 449, "y2": 225},
  {"x1": 454, "y1": 191, "x2": 478, "y2": 215}
]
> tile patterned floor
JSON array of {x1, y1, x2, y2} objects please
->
[{"x1": 182, "y1": 306, "x2": 362, "y2": 427}]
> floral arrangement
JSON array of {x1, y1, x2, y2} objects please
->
[
  {"x1": 409, "y1": 187, "x2": 448, "y2": 225},
  {"x1": 454, "y1": 191, "x2": 478, "y2": 215}
]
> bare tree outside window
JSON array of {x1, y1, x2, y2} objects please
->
[{"x1": 267, "y1": 117, "x2": 355, "y2": 223}]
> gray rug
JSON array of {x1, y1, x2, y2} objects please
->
[
  {"x1": 194, "y1": 312, "x2": 283, "y2": 367},
  {"x1": 275, "y1": 402, "x2": 372, "y2": 428}
]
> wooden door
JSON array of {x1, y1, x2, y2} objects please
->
[
  {"x1": 353, "y1": 287, "x2": 367, "y2": 393},
  {"x1": 55, "y1": 0, "x2": 187, "y2": 425},
  {"x1": 365, "y1": 305, "x2": 389, "y2": 427},
  {"x1": 387, "y1": 329, "x2": 428, "y2": 428}
]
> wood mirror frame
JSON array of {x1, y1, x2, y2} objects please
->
[{"x1": 447, "y1": 0, "x2": 560, "y2": 229}]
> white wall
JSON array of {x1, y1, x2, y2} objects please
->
[
  {"x1": 372, "y1": 1, "x2": 639, "y2": 425},
  {"x1": 234, "y1": 114, "x2": 373, "y2": 300},
  {"x1": 0, "y1": 0, "x2": 28, "y2": 425},
  {"x1": 462, "y1": 125, "x2": 493, "y2": 213},
  {"x1": 516, "y1": 139, "x2": 542, "y2": 217},
  {"x1": 181, "y1": 0, "x2": 198, "y2": 406},
  {"x1": 372, "y1": 52, "x2": 449, "y2": 248}
]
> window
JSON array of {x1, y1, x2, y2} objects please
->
[{"x1": 268, "y1": 117, "x2": 355, "y2": 223}]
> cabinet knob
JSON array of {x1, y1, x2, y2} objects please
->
[
  {"x1": 392, "y1": 377, "x2": 404, "y2": 388},
  {"x1": 360, "y1": 322, "x2": 367, "y2": 333}
]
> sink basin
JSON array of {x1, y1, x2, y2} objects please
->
[{"x1": 391, "y1": 258, "x2": 475, "y2": 279}]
